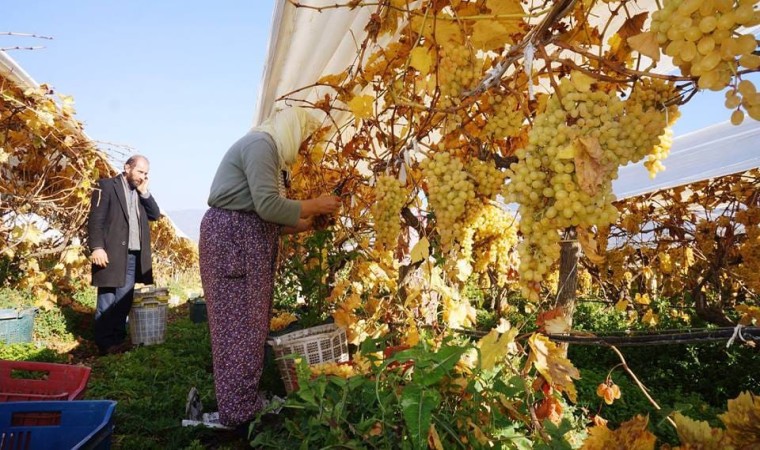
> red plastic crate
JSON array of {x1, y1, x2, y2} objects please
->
[{"x1": 0, "y1": 360, "x2": 92, "y2": 403}]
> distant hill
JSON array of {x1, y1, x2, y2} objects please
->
[{"x1": 165, "y1": 209, "x2": 206, "y2": 242}]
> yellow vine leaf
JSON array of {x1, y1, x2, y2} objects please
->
[
  {"x1": 634, "y1": 293, "x2": 651, "y2": 305},
  {"x1": 673, "y1": 413, "x2": 729, "y2": 449},
  {"x1": 318, "y1": 72, "x2": 349, "y2": 86},
  {"x1": 410, "y1": 14, "x2": 463, "y2": 45},
  {"x1": 735, "y1": 304, "x2": 760, "y2": 326},
  {"x1": 719, "y1": 391, "x2": 760, "y2": 447},
  {"x1": 527, "y1": 334, "x2": 581, "y2": 402},
  {"x1": 60, "y1": 246, "x2": 82, "y2": 265},
  {"x1": 574, "y1": 136, "x2": 613, "y2": 196},
  {"x1": 347, "y1": 95, "x2": 374, "y2": 119},
  {"x1": 409, "y1": 47, "x2": 433, "y2": 75},
  {"x1": 402, "y1": 315, "x2": 420, "y2": 347},
  {"x1": 477, "y1": 326, "x2": 518, "y2": 371},
  {"x1": 615, "y1": 299, "x2": 629, "y2": 312},
  {"x1": 486, "y1": 0, "x2": 523, "y2": 15},
  {"x1": 410, "y1": 236, "x2": 430, "y2": 263},
  {"x1": 471, "y1": 20, "x2": 513, "y2": 51},
  {"x1": 581, "y1": 415, "x2": 656, "y2": 450},
  {"x1": 607, "y1": 33, "x2": 630, "y2": 64},
  {"x1": 628, "y1": 31, "x2": 661, "y2": 63},
  {"x1": 641, "y1": 309, "x2": 659, "y2": 327}
]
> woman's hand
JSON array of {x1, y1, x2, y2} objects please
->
[
  {"x1": 281, "y1": 217, "x2": 313, "y2": 235},
  {"x1": 301, "y1": 195, "x2": 341, "y2": 217}
]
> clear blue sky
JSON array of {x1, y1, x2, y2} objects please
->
[
  {"x1": 3, "y1": 2, "x2": 748, "y2": 213},
  {"x1": 4, "y1": 1, "x2": 275, "y2": 212}
]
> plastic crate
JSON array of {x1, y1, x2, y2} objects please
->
[
  {"x1": 0, "y1": 400, "x2": 116, "y2": 450},
  {"x1": 0, "y1": 308, "x2": 36, "y2": 344},
  {"x1": 267, "y1": 323, "x2": 349, "y2": 393},
  {"x1": 0, "y1": 360, "x2": 92, "y2": 402},
  {"x1": 128, "y1": 299, "x2": 167, "y2": 346}
]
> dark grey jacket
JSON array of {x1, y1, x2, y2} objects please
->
[{"x1": 88, "y1": 175, "x2": 161, "y2": 287}]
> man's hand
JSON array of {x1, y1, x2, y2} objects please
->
[
  {"x1": 136, "y1": 177, "x2": 150, "y2": 195},
  {"x1": 91, "y1": 248, "x2": 109, "y2": 267}
]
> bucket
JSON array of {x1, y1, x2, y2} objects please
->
[
  {"x1": 128, "y1": 299, "x2": 167, "y2": 346},
  {"x1": 189, "y1": 298, "x2": 207, "y2": 324}
]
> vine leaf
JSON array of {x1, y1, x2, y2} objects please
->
[
  {"x1": 628, "y1": 31, "x2": 661, "y2": 62},
  {"x1": 581, "y1": 415, "x2": 656, "y2": 450},
  {"x1": 527, "y1": 334, "x2": 581, "y2": 402},
  {"x1": 410, "y1": 236, "x2": 430, "y2": 263},
  {"x1": 719, "y1": 391, "x2": 760, "y2": 446},
  {"x1": 410, "y1": 47, "x2": 433, "y2": 75},
  {"x1": 574, "y1": 136, "x2": 613, "y2": 196},
  {"x1": 477, "y1": 326, "x2": 518, "y2": 370},
  {"x1": 347, "y1": 94, "x2": 374, "y2": 119}
]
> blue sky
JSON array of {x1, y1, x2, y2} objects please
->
[
  {"x1": 3, "y1": 1, "x2": 748, "y2": 213},
  {"x1": 4, "y1": 1, "x2": 275, "y2": 212}
]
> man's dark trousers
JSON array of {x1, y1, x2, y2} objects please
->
[{"x1": 94, "y1": 251, "x2": 138, "y2": 353}]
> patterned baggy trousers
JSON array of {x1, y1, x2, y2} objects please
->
[{"x1": 199, "y1": 207, "x2": 279, "y2": 426}]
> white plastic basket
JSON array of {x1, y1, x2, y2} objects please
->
[
  {"x1": 128, "y1": 299, "x2": 167, "y2": 346},
  {"x1": 267, "y1": 323, "x2": 349, "y2": 393}
]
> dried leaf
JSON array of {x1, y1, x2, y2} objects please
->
[
  {"x1": 719, "y1": 391, "x2": 760, "y2": 446},
  {"x1": 574, "y1": 136, "x2": 613, "y2": 196},
  {"x1": 617, "y1": 12, "x2": 648, "y2": 39},
  {"x1": 578, "y1": 227, "x2": 606, "y2": 265},
  {"x1": 628, "y1": 31, "x2": 661, "y2": 63},
  {"x1": 527, "y1": 334, "x2": 581, "y2": 402},
  {"x1": 582, "y1": 415, "x2": 656, "y2": 450},
  {"x1": 428, "y1": 423, "x2": 444, "y2": 450},
  {"x1": 674, "y1": 413, "x2": 729, "y2": 449}
]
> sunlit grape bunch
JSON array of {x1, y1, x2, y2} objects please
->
[
  {"x1": 458, "y1": 202, "x2": 518, "y2": 287},
  {"x1": 505, "y1": 72, "x2": 678, "y2": 300},
  {"x1": 370, "y1": 175, "x2": 408, "y2": 251},
  {"x1": 438, "y1": 44, "x2": 479, "y2": 109},
  {"x1": 483, "y1": 93, "x2": 525, "y2": 139},
  {"x1": 622, "y1": 78, "x2": 681, "y2": 177},
  {"x1": 650, "y1": 0, "x2": 760, "y2": 119},
  {"x1": 309, "y1": 361, "x2": 356, "y2": 379},
  {"x1": 466, "y1": 158, "x2": 507, "y2": 200},
  {"x1": 270, "y1": 311, "x2": 298, "y2": 332},
  {"x1": 420, "y1": 151, "x2": 476, "y2": 251},
  {"x1": 725, "y1": 79, "x2": 760, "y2": 124}
]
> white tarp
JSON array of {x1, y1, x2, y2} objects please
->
[{"x1": 613, "y1": 119, "x2": 760, "y2": 200}]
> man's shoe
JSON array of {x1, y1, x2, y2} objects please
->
[{"x1": 104, "y1": 342, "x2": 132, "y2": 355}]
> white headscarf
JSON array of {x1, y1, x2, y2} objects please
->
[{"x1": 254, "y1": 107, "x2": 319, "y2": 171}]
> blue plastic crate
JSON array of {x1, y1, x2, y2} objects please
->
[
  {"x1": 0, "y1": 400, "x2": 116, "y2": 450},
  {"x1": 0, "y1": 308, "x2": 36, "y2": 344}
]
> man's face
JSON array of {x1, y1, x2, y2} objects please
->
[{"x1": 124, "y1": 159, "x2": 149, "y2": 188}]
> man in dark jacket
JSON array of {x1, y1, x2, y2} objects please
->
[{"x1": 88, "y1": 155, "x2": 161, "y2": 355}]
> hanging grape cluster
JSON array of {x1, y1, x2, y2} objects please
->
[
  {"x1": 505, "y1": 73, "x2": 680, "y2": 300},
  {"x1": 650, "y1": 0, "x2": 760, "y2": 121}
]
